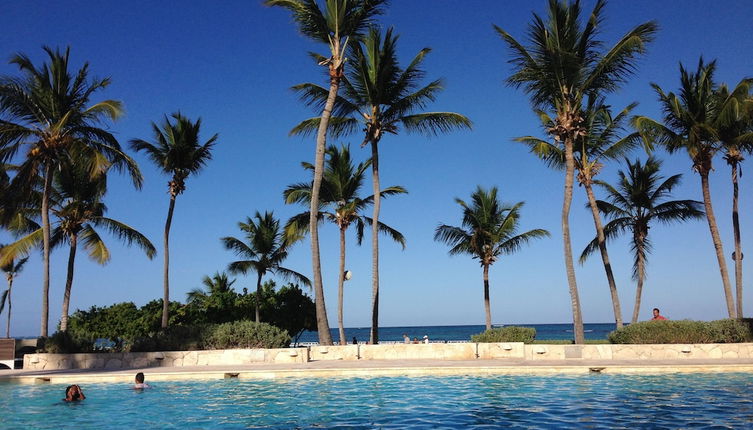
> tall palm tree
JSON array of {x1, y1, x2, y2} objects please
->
[
  {"x1": 632, "y1": 58, "x2": 736, "y2": 317},
  {"x1": 2, "y1": 166, "x2": 156, "y2": 331},
  {"x1": 495, "y1": 0, "x2": 657, "y2": 342},
  {"x1": 435, "y1": 186, "x2": 549, "y2": 330},
  {"x1": 515, "y1": 98, "x2": 641, "y2": 328},
  {"x1": 284, "y1": 144, "x2": 406, "y2": 344},
  {"x1": 0, "y1": 46, "x2": 141, "y2": 337},
  {"x1": 0, "y1": 252, "x2": 28, "y2": 338},
  {"x1": 221, "y1": 211, "x2": 311, "y2": 323},
  {"x1": 266, "y1": 0, "x2": 387, "y2": 346},
  {"x1": 714, "y1": 80, "x2": 753, "y2": 317},
  {"x1": 130, "y1": 113, "x2": 217, "y2": 328},
  {"x1": 291, "y1": 27, "x2": 471, "y2": 343},
  {"x1": 580, "y1": 157, "x2": 704, "y2": 322}
]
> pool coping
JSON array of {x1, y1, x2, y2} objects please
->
[{"x1": 2, "y1": 358, "x2": 753, "y2": 384}]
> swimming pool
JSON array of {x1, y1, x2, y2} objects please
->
[{"x1": 2, "y1": 373, "x2": 751, "y2": 428}]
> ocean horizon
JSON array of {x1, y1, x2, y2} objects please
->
[{"x1": 297, "y1": 323, "x2": 618, "y2": 344}]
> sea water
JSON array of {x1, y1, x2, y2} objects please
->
[
  {"x1": 297, "y1": 323, "x2": 616, "y2": 344},
  {"x1": 2, "y1": 373, "x2": 752, "y2": 428}
]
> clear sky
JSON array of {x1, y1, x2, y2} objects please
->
[{"x1": 2, "y1": 1, "x2": 752, "y2": 336}]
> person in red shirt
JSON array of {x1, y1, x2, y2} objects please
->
[{"x1": 651, "y1": 308, "x2": 667, "y2": 320}]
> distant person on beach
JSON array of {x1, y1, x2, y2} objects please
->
[
  {"x1": 412, "y1": 337, "x2": 419, "y2": 344},
  {"x1": 64, "y1": 384, "x2": 85, "y2": 402},
  {"x1": 403, "y1": 334, "x2": 410, "y2": 344},
  {"x1": 651, "y1": 308, "x2": 667, "y2": 321},
  {"x1": 352, "y1": 337, "x2": 358, "y2": 345},
  {"x1": 134, "y1": 372, "x2": 150, "y2": 389},
  {"x1": 423, "y1": 335, "x2": 429, "y2": 344}
]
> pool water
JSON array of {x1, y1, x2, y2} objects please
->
[{"x1": 2, "y1": 373, "x2": 752, "y2": 429}]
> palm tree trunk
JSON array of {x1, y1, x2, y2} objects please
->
[
  {"x1": 162, "y1": 194, "x2": 176, "y2": 328},
  {"x1": 731, "y1": 162, "x2": 743, "y2": 317},
  {"x1": 308, "y1": 63, "x2": 343, "y2": 347},
  {"x1": 585, "y1": 182, "x2": 623, "y2": 328},
  {"x1": 5, "y1": 277, "x2": 12, "y2": 338},
  {"x1": 255, "y1": 271, "x2": 263, "y2": 323},
  {"x1": 370, "y1": 139, "x2": 381, "y2": 345},
  {"x1": 631, "y1": 234, "x2": 646, "y2": 324},
  {"x1": 60, "y1": 234, "x2": 78, "y2": 332},
  {"x1": 337, "y1": 226, "x2": 347, "y2": 345},
  {"x1": 40, "y1": 163, "x2": 53, "y2": 337},
  {"x1": 700, "y1": 171, "x2": 736, "y2": 317},
  {"x1": 563, "y1": 137, "x2": 584, "y2": 344},
  {"x1": 483, "y1": 263, "x2": 492, "y2": 331}
]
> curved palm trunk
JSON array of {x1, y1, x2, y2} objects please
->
[
  {"x1": 584, "y1": 183, "x2": 623, "y2": 328},
  {"x1": 483, "y1": 263, "x2": 492, "y2": 331},
  {"x1": 337, "y1": 227, "x2": 347, "y2": 345},
  {"x1": 308, "y1": 62, "x2": 342, "y2": 347},
  {"x1": 5, "y1": 277, "x2": 12, "y2": 338},
  {"x1": 631, "y1": 233, "x2": 647, "y2": 324},
  {"x1": 40, "y1": 163, "x2": 53, "y2": 337},
  {"x1": 563, "y1": 138, "x2": 584, "y2": 344},
  {"x1": 255, "y1": 271, "x2": 263, "y2": 323},
  {"x1": 162, "y1": 195, "x2": 177, "y2": 328},
  {"x1": 731, "y1": 162, "x2": 743, "y2": 317},
  {"x1": 60, "y1": 234, "x2": 78, "y2": 332},
  {"x1": 700, "y1": 172, "x2": 736, "y2": 317},
  {"x1": 370, "y1": 140, "x2": 381, "y2": 344}
]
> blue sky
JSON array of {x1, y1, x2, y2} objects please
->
[{"x1": 2, "y1": 1, "x2": 752, "y2": 336}]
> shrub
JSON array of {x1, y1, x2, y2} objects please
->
[
  {"x1": 129, "y1": 324, "x2": 213, "y2": 352},
  {"x1": 471, "y1": 326, "x2": 536, "y2": 343},
  {"x1": 608, "y1": 319, "x2": 753, "y2": 344},
  {"x1": 205, "y1": 320, "x2": 290, "y2": 349},
  {"x1": 38, "y1": 331, "x2": 95, "y2": 353}
]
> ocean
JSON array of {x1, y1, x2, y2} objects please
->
[{"x1": 296, "y1": 323, "x2": 617, "y2": 344}]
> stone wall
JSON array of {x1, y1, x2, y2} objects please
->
[{"x1": 21, "y1": 343, "x2": 753, "y2": 370}]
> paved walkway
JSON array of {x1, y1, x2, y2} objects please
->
[{"x1": 2, "y1": 357, "x2": 753, "y2": 384}]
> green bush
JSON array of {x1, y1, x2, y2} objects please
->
[
  {"x1": 129, "y1": 325, "x2": 213, "y2": 352},
  {"x1": 471, "y1": 326, "x2": 536, "y2": 343},
  {"x1": 608, "y1": 319, "x2": 753, "y2": 344},
  {"x1": 205, "y1": 320, "x2": 290, "y2": 349},
  {"x1": 38, "y1": 331, "x2": 95, "y2": 353}
]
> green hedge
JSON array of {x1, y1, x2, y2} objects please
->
[
  {"x1": 205, "y1": 320, "x2": 290, "y2": 349},
  {"x1": 38, "y1": 331, "x2": 95, "y2": 353},
  {"x1": 471, "y1": 326, "x2": 536, "y2": 343},
  {"x1": 608, "y1": 319, "x2": 753, "y2": 344},
  {"x1": 129, "y1": 324, "x2": 213, "y2": 352}
]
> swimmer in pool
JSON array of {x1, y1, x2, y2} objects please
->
[{"x1": 64, "y1": 384, "x2": 85, "y2": 402}]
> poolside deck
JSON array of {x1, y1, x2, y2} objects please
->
[{"x1": 2, "y1": 357, "x2": 753, "y2": 384}]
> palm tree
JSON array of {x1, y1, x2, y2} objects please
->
[
  {"x1": 291, "y1": 27, "x2": 471, "y2": 343},
  {"x1": 714, "y1": 80, "x2": 753, "y2": 317},
  {"x1": 495, "y1": 0, "x2": 657, "y2": 342},
  {"x1": 284, "y1": 144, "x2": 406, "y2": 344},
  {"x1": 632, "y1": 58, "x2": 736, "y2": 317},
  {"x1": 0, "y1": 252, "x2": 28, "y2": 338},
  {"x1": 515, "y1": 98, "x2": 641, "y2": 328},
  {"x1": 0, "y1": 46, "x2": 141, "y2": 337},
  {"x1": 221, "y1": 211, "x2": 311, "y2": 323},
  {"x1": 2, "y1": 166, "x2": 156, "y2": 331},
  {"x1": 266, "y1": 0, "x2": 387, "y2": 346},
  {"x1": 580, "y1": 157, "x2": 704, "y2": 323},
  {"x1": 435, "y1": 186, "x2": 549, "y2": 330},
  {"x1": 187, "y1": 272, "x2": 237, "y2": 305},
  {"x1": 130, "y1": 113, "x2": 217, "y2": 328}
]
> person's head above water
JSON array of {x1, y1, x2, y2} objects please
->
[
  {"x1": 64, "y1": 384, "x2": 85, "y2": 401},
  {"x1": 135, "y1": 372, "x2": 145, "y2": 384}
]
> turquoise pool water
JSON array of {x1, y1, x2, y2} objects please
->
[{"x1": 2, "y1": 373, "x2": 752, "y2": 428}]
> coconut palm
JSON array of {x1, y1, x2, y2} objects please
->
[
  {"x1": 187, "y1": 272, "x2": 237, "y2": 305},
  {"x1": 284, "y1": 144, "x2": 406, "y2": 344},
  {"x1": 266, "y1": 0, "x2": 387, "y2": 346},
  {"x1": 435, "y1": 186, "x2": 549, "y2": 330},
  {"x1": 580, "y1": 157, "x2": 704, "y2": 323},
  {"x1": 221, "y1": 211, "x2": 311, "y2": 323},
  {"x1": 632, "y1": 58, "x2": 737, "y2": 317},
  {"x1": 515, "y1": 98, "x2": 641, "y2": 328},
  {"x1": 495, "y1": 0, "x2": 657, "y2": 342},
  {"x1": 2, "y1": 166, "x2": 156, "y2": 331},
  {"x1": 130, "y1": 113, "x2": 217, "y2": 328},
  {"x1": 0, "y1": 46, "x2": 141, "y2": 336},
  {"x1": 714, "y1": 81, "x2": 753, "y2": 317},
  {"x1": 291, "y1": 27, "x2": 471, "y2": 343},
  {"x1": 0, "y1": 252, "x2": 28, "y2": 338}
]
